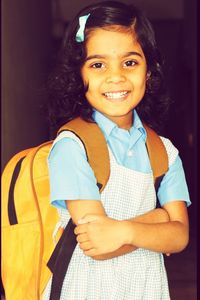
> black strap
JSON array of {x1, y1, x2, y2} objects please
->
[
  {"x1": 8, "y1": 156, "x2": 26, "y2": 225},
  {"x1": 47, "y1": 219, "x2": 77, "y2": 300},
  {"x1": 155, "y1": 175, "x2": 164, "y2": 208},
  {"x1": 97, "y1": 182, "x2": 103, "y2": 190}
]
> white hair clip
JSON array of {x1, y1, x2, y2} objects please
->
[{"x1": 76, "y1": 14, "x2": 90, "y2": 42}]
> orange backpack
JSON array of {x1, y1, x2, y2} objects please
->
[{"x1": 1, "y1": 117, "x2": 168, "y2": 300}]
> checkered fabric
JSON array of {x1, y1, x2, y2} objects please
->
[{"x1": 43, "y1": 136, "x2": 175, "y2": 299}]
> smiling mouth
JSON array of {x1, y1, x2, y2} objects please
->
[{"x1": 103, "y1": 91, "x2": 129, "y2": 100}]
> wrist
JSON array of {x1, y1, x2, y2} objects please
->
[{"x1": 121, "y1": 220, "x2": 134, "y2": 245}]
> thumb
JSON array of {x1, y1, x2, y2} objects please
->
[{"x1": 78, "y1": 214, "x2": 100, "y2": 224}]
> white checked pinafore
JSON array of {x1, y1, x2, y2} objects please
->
[{"x1": 43, "y1": 135, "x2": 177, "y2": 300}]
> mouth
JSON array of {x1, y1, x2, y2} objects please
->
[{"x1": 103, "y1": 91, "x2": 130, "y2": 101}]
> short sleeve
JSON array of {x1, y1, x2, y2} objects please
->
[
  {"x1": 157, "y1": 137, "x2": 191, "y2": 207},
  {"x1": 47, "y1": 134, "x2": 101, "y2": 209}
]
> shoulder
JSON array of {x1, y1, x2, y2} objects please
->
[
  {"x1": 48, "y1": 131, "x2": 87, "y2": 162},
  {"x1": 159, "y1": 136, "x2": 179, "y2": 167}
]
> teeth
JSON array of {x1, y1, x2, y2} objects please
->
[{"x1": 104, "y1": 91, "x2": 128, "y2": 99}]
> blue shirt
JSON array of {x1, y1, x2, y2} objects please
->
[{"x1": 48, "y1": 110, "x2": 191, "y2": 209}]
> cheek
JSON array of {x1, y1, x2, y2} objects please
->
[
  {"x1": 80, "y1": 70, "x2": 90, "y2": 95},
  {"x1": 81, "y1": 75, "x2": 88, "y2": 87},
  {"x1": 81, "y1": 67, "x2": 89, "y2": 86},
  {"x1": 85, "y1": 78, "x2": 100, "y2": 95},
  {"x1": 82, "y1": 74, "x2": 97, "y2": 95},
  {"x1": 134, "y1": 73, "x2": 147, "y2": 89}
]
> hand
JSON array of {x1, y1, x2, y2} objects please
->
[{"x1": 74, "y1": 214, "x2": 128, "y2": 257}]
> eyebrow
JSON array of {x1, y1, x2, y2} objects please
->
[{"x1": 85, "y1": 51, "x2": 143, "y2": 61}]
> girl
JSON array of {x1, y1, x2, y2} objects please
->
[{"x1": 44, "y1": 1, "x2": 191, "y2": 299}]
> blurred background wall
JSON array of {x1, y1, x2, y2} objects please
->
[
  {"x1": 1, "y1": 0, "x2": 52, "y2": 171},
  {"x1": 1, "y1": 0, "x2": 197, "y2": 299}
]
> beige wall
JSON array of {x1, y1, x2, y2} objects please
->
[{"x1": 2, "y1": 1, "x2": 52, "y2": 170}]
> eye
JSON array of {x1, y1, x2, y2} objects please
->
[
  {"x1": 123, "y1": 60, "x2": 137, "y2": 67},
  {"x1": 90, "y1": 62, "x2": 105, "y2": 69}
]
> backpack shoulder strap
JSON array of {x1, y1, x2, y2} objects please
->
[
  {"x1": 143, "y1": 123, "x2": 169, "y2": 180},
  {"x1": 58, "y1": 118, "x2": 168, "y2": 187},
  {"x1": 58, "y1": 117, "x2": 110, "y2": 193}
]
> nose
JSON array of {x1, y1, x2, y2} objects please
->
[{"x1": 106, "y1": 66, "x2": 126, "y2": 84}]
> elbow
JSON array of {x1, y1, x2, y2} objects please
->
[
  {"x1": 178, "y1": 233, "x2": 189, "y2": 252},
  {"x1": 175, "y1": 238, "x2": 189, "y2": 253},
  {"x1": 174, "y1": 225, "x2": 189, "y2": 253}
]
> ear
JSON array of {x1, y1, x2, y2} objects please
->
[{"x1": 146, "y1": 71, "x2": 151, "y2": 81}]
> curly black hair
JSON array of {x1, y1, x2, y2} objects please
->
[{"x1": 46, "y1": 1, "x2": 170, "y2": 135}]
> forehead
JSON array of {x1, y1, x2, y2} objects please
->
[{"x1": 85, "y1": 28, "x2": 144, "y2": 57}]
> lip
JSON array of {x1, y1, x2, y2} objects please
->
[{"x1": 102, "y1": 90, "x2": 130, "y2": 102}]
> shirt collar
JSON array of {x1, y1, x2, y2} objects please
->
[
  {"x1": 92, "y1": 110, "x2": 116, "y2": 141},
  {"x1": 132, "y1": 110, "x2": 147, "y2": 141},
  {"x1": 92, "y1": 109, "x2": 147, "y2": 141}
]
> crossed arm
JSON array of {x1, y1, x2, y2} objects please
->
[{"x1": 66, "y1": 199, "x2": 189, "y2": 260}]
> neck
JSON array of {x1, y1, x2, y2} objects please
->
[{"x1": 105, "y1": 112, "x2": 133, "y2": 130}]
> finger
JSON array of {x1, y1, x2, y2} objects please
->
[
  {"x1": 74, "y1": 224, "x2": 88, "y2": 235},
  {"x1": 78, "y1": 214, "x2": 100, "y2": 224},
  {"x1": 79, "y1": 241, "x2": 93, "y2": 251},
  {"x1": 83, "y1": 248, "x2": 99, "y2": 257},
  {"x1": 76, "y1": 233, "x2": 89, "y2": 243},
  {"x1": 166, "y1": 253, "x2": 171, "y2": 257},
  {"x1": 77, "y1": 218, "x2": 90, "y2": 225}
]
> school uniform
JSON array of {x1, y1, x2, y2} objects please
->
[{"x1": 43, "y1": 110, "x2": 190, "y2": 300}]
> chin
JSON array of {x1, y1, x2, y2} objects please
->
[{"x1": 103, "y1": 110, "x2": 133, "y2": 119}]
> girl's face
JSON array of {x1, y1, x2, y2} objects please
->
[{"x1": 81, "y1": 27, "x2": 148, "y2": 129}]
